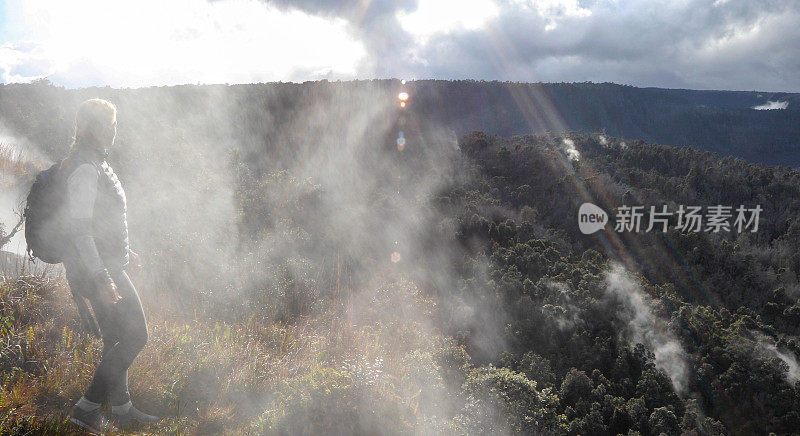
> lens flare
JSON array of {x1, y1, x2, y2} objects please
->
[
  {"x1": 391, "y1": 251, "x2": 402, "y2": 263},
  {"x1": 396, "y1": 137, "x2": 406, "y2": 150},
  {"x1": 398, "y1": 91, "x2": 409, "y2": 101},
  {"x1": 401, "y1": 79, "x2": 406, "y2": 85},
  {"x1": 400, "y1": 101, "x2": 406, "y2": 108}
]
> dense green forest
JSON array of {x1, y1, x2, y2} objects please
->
[{"x1": 1, "y1": 81, "x2": 800, "y2": 434}]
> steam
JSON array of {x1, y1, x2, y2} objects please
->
[
  {"x1": 542, "y1": 280, "x2": 583, "y2": 331},
  {"x1": 752, "y1": 101, "x2": 788, "y2": 110},
  {"x1": 604, "y1": 262, "x2": 689, "y2": 395},
  {"x1": 449, "y1": 253, "x2": 512, "y2": 362},
  {"x1": 559, "y1": 137, "x2": 580, "y2": 161},
  {"x1": 0, "y1": 129, "x2": 47, "y2": 168},
  {"x1": 753, "y1": 333, "x2": 800, "y2": 385},
  {"x1": 0, "y1": 81, "x2": 517, "y2": 432},
  {"x1": 141, "y1": 81, "x2": 500, "y2": 426},
  {"x1": 764, "y1": 343, "x2": 800, "y2": 384},
  {"x1": 0, "y1": 120, "x2": 51, "y2": 256}
]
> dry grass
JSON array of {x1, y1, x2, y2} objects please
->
[
  {"x1": 0, "y1": 143, "x2": 45, "y2": 188},
  {"x1": 0, "y1": 262, "x2": 469, "y2": 435}
]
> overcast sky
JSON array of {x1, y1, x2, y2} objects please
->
[{"x1": 0, "y1": 0, "x2": 798, "y2": 91}]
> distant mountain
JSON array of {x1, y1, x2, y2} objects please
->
[
  {"x1": 0, "y1": 79, "x2": 797, "y2": 170},
  {"x1": 405, "y1": 81, "x2": 800, "y2": 167}
]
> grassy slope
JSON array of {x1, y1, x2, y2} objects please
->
[{"x1": 1, "y1": 263, "x2": 470, "y2": 435}]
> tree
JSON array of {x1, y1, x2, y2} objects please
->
[
  {"x1": 0, "y1": 206, "x2": 24, "y2": 251},
  {"x1": 649, "y1": 407, "x2": 679, "y2": 435}
]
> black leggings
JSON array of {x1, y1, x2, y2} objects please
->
[{"x1": 64, "y1": 259, "x2": 149, "y2": 405}]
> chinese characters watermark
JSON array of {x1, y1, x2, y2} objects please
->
[{"x1": 578, "y1": 202, "x2": 762, "y2": 235}]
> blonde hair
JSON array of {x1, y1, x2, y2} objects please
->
[{"x1": 70, "y1": 98, "x2": 117, "y2": 151}]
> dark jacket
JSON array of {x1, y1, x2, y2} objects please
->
[{"x1": 60, "y1": 144, "x2": 129, "y2": 286}]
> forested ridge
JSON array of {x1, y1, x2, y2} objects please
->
[
  {"x1": 436, "y1": 131, "x2": 800, "y2": 434},
  {"x1": 2, "y1": 79, "x2": 799, "y2": 167}
]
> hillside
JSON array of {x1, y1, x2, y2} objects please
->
[{"x1": 2, "y1": 117, "x2": 800, "y2": 434}]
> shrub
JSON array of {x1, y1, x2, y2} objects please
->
[{"x1": 457, "y1": 365, "x2": 561, "y2": 434}]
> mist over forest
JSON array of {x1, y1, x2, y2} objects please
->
[{"x1": 2, "y1": 79, "x2": 800, "y2": 435}]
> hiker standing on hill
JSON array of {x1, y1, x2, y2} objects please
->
[{"x1": 60, "y1": 98, "x2": 159, "y2": 432}]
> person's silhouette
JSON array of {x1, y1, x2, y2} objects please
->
[{"x1": 61, "y1": 98, "x2": 159, "y2": 432}]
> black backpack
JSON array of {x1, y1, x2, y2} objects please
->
[
  {"x1": 23, "y1": 158, "x2": 101, "y2": 337},
  {"x1": 24, "y1": 159, "x2": 69, "y2": 264}
]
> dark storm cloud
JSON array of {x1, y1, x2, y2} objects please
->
[{"x1": 270, "y1": 0, "x2": 800, "y2": 91}]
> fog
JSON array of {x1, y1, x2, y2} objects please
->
[{"x1": 0, "y1": 120, "x2": 51, "y2": 257}]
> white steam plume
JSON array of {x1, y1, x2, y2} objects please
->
[
  {"x1": 604, "y1": 262, "x2": 689, "y2": 395},
  {"x1": 752, "y1": 101, "x2": 788, "y2": 110}
]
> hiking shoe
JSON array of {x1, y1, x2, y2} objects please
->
[
  {"x1": 70, "y1": 405, "x2": 118, "y2": 434},
  {"x1": 112, "y1": 404, "x2": 161, "y2": 427}
]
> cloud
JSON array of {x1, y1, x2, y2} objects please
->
[
  {"x1": 0, "y1": 0, "x2": 367, "y2": 88},
  {"x1": 0, "y1": 41, "x2": 53, "y2": 83},
  {"x1": 1, "y1": 0, "x2": 799, "y2": 91},
  {"x1": 400, "y1": 0, "x2": 800, "y2": 91},
  {"x1": 398, "y1": 0, "x2": 499, "y2": 42},
  {"x1": 509, "y1": 0, "x2": 591, "y2": 31}
]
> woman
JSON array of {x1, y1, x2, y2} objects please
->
[{"x1": 61, "y1": 98, "x2": 159, "y2": 432}]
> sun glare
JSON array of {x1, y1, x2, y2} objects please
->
[
  {"x1": 397, "y1": 0, "x2": 499, "y2": 42},
  {"x1": 3, "y1": 0, "x2": 367, "y2": 87}
]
